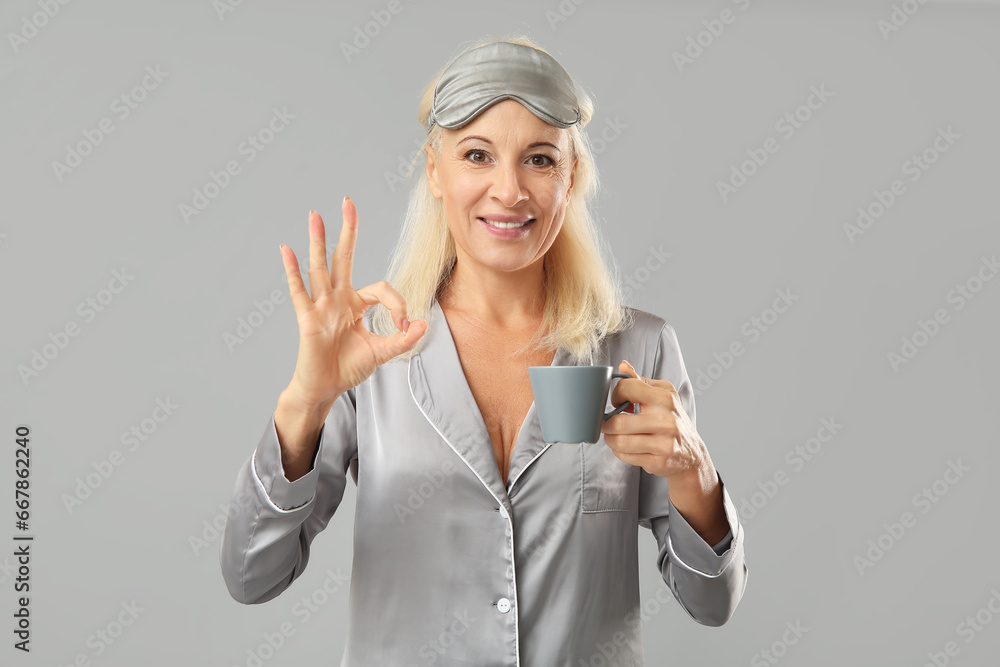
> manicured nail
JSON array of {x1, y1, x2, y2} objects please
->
[{"x1": 402, "y1": 317, "x2": 410, "y2": 333}]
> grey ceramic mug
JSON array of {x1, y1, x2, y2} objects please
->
[{"x1": 527, "y1": 365, "x2": 632, "y2": 444}]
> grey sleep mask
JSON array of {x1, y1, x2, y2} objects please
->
[{"x1": 427, "y1": 41, "x2": 582, "y2": 132}]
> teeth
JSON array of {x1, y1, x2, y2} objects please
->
[{"x1": 482, "y1": 218, "x2": 531, "y2": 229}]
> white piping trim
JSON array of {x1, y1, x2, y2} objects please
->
[
  {"x1": 250, "y1": 449, "x2": 314, "y2": 515},
  {"x1": 664, "y1": 532, "x2": 731, "y2": 579},
  {"x1": 507, "y1": 441, "x2": 552, "y2": 492},
  {"x1": 407, "y1": 354, "x2": 522, "y2": 667}
]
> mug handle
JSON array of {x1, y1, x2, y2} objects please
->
[{"x1": 603, "y1": 372, "x2": 633, "y2": 420}]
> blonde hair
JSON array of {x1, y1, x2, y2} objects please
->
[{"x1": 369, "y1": 33, "x2": 634, "y2": 365}]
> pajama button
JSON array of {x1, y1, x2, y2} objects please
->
[
  {"x1": 497, "y1": 598, "x2": 511, "y2": 613},
  {"x1": 498, "y1": 506, "x2": 509, "y2": 519}
]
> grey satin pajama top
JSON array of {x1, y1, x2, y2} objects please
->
[{"x1": 220, "y1": 297, "x2": 748, "y2": 666}]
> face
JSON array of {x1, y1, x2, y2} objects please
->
[{"x1": 425, "y1": 99, "x2": 578, "y2": 276}]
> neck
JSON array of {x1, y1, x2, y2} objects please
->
[{"x1": 439, "y1": 259, "x2": 546, "y2": 331}]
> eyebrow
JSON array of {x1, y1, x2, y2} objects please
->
[{"x1": 457, "y1": 135, "x2": 562, "y2": 152}]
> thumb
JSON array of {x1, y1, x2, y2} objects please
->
[
  {"x1": 617, "y1": 359, "x2": 641, "y2": 414},
  {"x1": 382, "y1": 318, "x2": 427, "y2": 360},
  {"x1": 619, "y1": 359, "x2": 646, "y2": 384},
  {"x1": 621, "y1": 358, "x2": 677, "y2": 394}
]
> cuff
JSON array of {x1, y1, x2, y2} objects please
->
[
  {"x1": 711, "y1": 529, "x2": 734, "y2": 555},
  {"x1": 664, "y1": 472, "x2": 742, "y2": 577},
  {"x1": 251, "y1": 411, "x2": 324, "y2": 512}
]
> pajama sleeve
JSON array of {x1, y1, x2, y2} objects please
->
[
  {"x1": 637, "y1": 322, "x2": 749, "y2": 626},
  {"x1": 219, "y1": 385, "x2": 359, "y2": 605}
]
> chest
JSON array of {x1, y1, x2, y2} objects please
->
[{"x1": 446, "y1": 318, "x2": 556, "y2": 484}]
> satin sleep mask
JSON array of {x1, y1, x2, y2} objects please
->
[{"x1": 426, "y1": 41, "x2": 582, "y2": 132}]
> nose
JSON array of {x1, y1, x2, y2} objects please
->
[{"x1": 490, "y1": 161, "x2": 528, "y2": 207}]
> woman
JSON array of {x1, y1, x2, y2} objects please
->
[{"x1": 220, "y1": 35, "x2": 748, "y2": 665}]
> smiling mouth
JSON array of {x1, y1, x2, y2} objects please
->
[{"x1": 479, "y1": 217, "x2": 535, "y2": 229}]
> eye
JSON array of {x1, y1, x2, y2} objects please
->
[
  {"x1": 529, "y1": 154, "x2": 555, "y2": 167},
  {"x1": 464, "y1": 149, "x2": 490, "y2": 163}
]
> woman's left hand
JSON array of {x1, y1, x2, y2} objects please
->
[
  {"x1": 600, "y1": 359, "x2": 714, "y2": 483},
  {"x1": 602, "y1": 360, "x2": 731, "y2": 545}
]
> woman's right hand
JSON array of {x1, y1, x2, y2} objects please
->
[{"x1": 279, "y1": 197, "x2": 428, "y2": 412}]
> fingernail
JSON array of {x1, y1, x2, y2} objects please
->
[
  {"x1": 623, "y1": 359, "x2": 636, "y2": 372},
  {"x1": 402, "y1": 317, "x2": 410, "y2": 333},
  {"x1": 344, "y1": 196, "x2": 350, "y2": 203}
]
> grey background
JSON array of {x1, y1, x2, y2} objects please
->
[{"x1": 2, "y1": 0, "x2": 998, "y2": 665}]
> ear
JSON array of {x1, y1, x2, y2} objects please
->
[{"x1": 424, "y1": 143, "x2": 442, "y2": 199}]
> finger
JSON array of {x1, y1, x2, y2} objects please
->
[
  {"x1": 610, "y1": 374, "x2": 668, "y2": 415},
  {"x1": 611, "y1": 361, "x2": 680, "y2": 409},
  {"x1": 279, "y1": 244, "x2": 315, "y2": 316},
  {"x1": 604, "y1": 431, "x2": 663, "y2": 456},
  {"x1": 611, "y1": 449, "x2": 659, "y2": 468},
  {"x1": 620, "y1": 359, "x2": 677, "y2": 391},
  {"x1": 354, "y1": 281, "x2": 428, "y2": 364},
  {"x1": 307, "y1": 210, "x2": 332, "y2": 298},
  {"x1": 618, "y1": 360, "x2": 639, "y2": 413},
  {"x1": 354, "y1": 280, "x2": 412, "y2": 335},
  {"x1": 370, "y1": 316, "x2": 428, "y2": 364},
  {"x1": 603, "y1": 406, "x2": 674, "y2": 435},
  {"x1": 331, "y1": 196, "x2": 359, "y2": 289}
]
